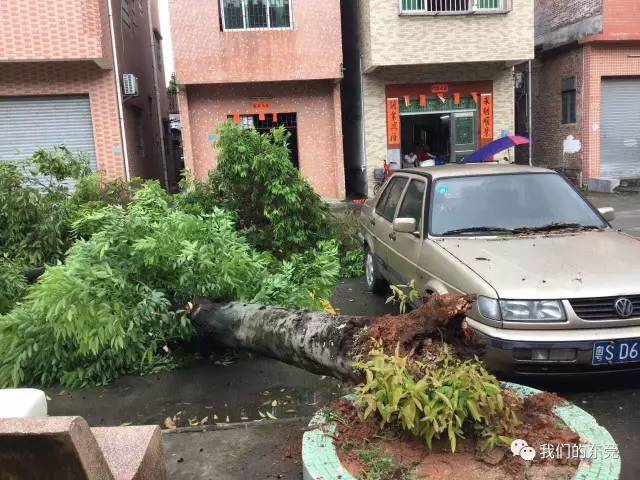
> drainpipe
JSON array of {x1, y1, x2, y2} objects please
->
[
  {"x1": 107, "y1": 0, "x2": 131, "y2": 181},
  {"x1": 147, "y1": 0, "x2": 169, "y2": 189},
  {"x1": 359, "y1": 54, "x2": 368, "y2": 196},
  {"x1": 528, "y1": 59, "x2": 533, "y2": 166}
]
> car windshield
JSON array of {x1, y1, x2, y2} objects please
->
[{"x1": 430, "y1": 173, "x2": 607, "y2": 236}]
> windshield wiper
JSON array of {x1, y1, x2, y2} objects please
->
[
  {"x1": 512, "y1": 223, "x2": 603, "y2": 234},
  {"x1": 440, "y1": 227, "x2": 515, "y2": 237}
]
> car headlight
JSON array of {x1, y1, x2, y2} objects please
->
[{"x1": 478, "y1": 297, "x2": 566, "y2": 322}]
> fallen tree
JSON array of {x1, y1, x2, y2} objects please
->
[{"x1": 190, "y1": 293, "x2": 479, "y2": 383}]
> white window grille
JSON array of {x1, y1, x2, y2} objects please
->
[
  {"x1": 220, "y1": 0, "x2": 293, "y2": 31},
  {"x1": 400, "y1": 0, "x2": 512, "y2": 15}
]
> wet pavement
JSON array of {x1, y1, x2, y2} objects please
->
[{"x1": 586, "y1": 192, "x2": 640, "y2": 237}]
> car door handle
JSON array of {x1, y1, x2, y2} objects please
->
[{"x1": 389, "y1": 232, "x2": 396, "y2": 241}]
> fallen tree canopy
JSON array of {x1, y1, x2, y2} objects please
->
[{"x1": 190, "y1": 293, "x2": 480, "y2": 383}]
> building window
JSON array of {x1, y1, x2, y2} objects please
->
[
  {"x1": 400, "y1": 0, "x2": 511, "y2": 14},
  {"x1": 220, "y1": 0, "x2": 292, "y2": 31},
  {"x1": 122, "y1": 0, "x2": 133, "y2": 31},
  {"x1": 562, "y1": 77, "x2": 577, "y2": 124}
]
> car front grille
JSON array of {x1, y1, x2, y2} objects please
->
[{"x1": 569, "y1": 295, "x2": 640, "y2": 320}]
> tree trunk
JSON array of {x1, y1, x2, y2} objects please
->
[{"x1": 190, "y1": 294, "x2": 477, "y2": 383}]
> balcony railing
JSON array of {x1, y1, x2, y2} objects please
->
[{"x1": 400, "y1": 0, "x2": 512, "y2": 15}]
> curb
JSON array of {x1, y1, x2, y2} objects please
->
[{"x1": 302, "y1": 383, "x2": 621, "y2": 480}]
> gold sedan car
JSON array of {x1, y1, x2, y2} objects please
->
[{"x1": 359, "y1": 164, "x2": 640, "y2": 376}]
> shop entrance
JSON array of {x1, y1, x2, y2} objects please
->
[{"x1": 400, "y1": 110, "x2": 478, "y2": 167}]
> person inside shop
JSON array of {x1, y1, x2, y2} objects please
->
[
  {"x1": 418, "y1": 144, "x2": 436, "y2": 167},
  {"x1": 403, "y1": 145, "x2": 419, "y2": 168}
]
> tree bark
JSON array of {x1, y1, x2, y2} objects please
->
[{"x1": 190, "y1": 294, "x2": 477, "y2": 383}]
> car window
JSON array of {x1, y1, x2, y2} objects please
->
[
  {"x1": 430, "y1": 173, "x2": 607, "y2": 235},
  {"x1": 375, "y1": 177, "x2": 408, "y2": 221},
  {"x1": 396, "y1": 179, "x2": 426, "y2": 232}
]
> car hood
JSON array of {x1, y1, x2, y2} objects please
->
[{"x1": 435, "y1": 230, "x2": 640, "y2": 299}]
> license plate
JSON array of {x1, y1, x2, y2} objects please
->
[{"x1": 592, "y1": 339, "x2": 640, "y2": 365}]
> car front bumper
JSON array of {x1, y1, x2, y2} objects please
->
[{"x1": 467, "y1": 317, "x2": 640, "y2": 376}]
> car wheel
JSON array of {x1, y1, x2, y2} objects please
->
[{"x1": 365, "y1": 248, "x2": 387, "y2": 294}]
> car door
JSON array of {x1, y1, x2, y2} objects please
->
[
  {"x1": 386, "y1": 177, "x2": 428, "y2": 286},
  {"x1": 372, "y1": 176, "x2": 409, "y2": 277}
]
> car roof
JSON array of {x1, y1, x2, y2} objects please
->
[{"x1": 400, "y1": 163, "x2": 553, "y2": 180}]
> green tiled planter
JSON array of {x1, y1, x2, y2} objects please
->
[{"x1": 302, "y1": 383, "x2": 620, "y2": 480}]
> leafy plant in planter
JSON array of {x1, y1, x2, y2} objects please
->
[{"x1": 355, "y1": 343, "x2": 519, "y2": 452}]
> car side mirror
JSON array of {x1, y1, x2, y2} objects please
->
[
  {"x1": 393, "y1": 217, "x2": 417, "y2": 234},
  {"x1": 598, "y1": 207, "x2": 615, "y2": 222}
]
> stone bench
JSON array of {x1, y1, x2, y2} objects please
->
[{"x1": 0, "y1": 416, "x2": 167, "y2": 480}]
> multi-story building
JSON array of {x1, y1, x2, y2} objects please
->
[
  {"x1": 343, "y1": 0, "x2": 534, "y2": 197},
  {"x1": 528, "y1": 0, "x2": 640, "y2": 188},
  {"x1": 170, "y1": 0, "x2": 346, "y2": 199},
  {"x1": 0, "y1": 0, "x2": 171, "y2": 186}
]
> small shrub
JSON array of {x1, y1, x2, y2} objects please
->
[
  {"x1": 0, "y1": 148, "x2": 86, "y2": 266},
  {"x1": 357, "y1": 447, "x2": 410, "y2": 480},
  {"x1": 341, "y1": 249, "x2": 365, "y2": 278},
  {"x1": 331, "y1": 211, "x2": 366, "y2": 278},
  {"x1": 210, "y1": 123, "x2": 333, "y2": 256},
  {"x1": 0, "y1": 258, "x2": 27, "y2": 315},
  {"x1": 386, "y1": 281, "x2": 420, "y2": 314},
  {"x1": 355, "y1": 343, "x2": 519, "y2": 453}
]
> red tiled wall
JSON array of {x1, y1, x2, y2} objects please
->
[
  {"x1": 603, "y1": 0, "x2": 640, "y2": 36},
  {"x1": 0, "y1": 62, "x2": 125, "y2": 179},
  {"x1": 184, "y1": 81, "x2": 345, "y2": 199},
  {"x1": 582, "y1": 43, "x2": 640, "y2": 179},
  {"x1": 0, "y1": 0, "x2": 107, "y2": 62},
  {"x1": 169, "y1": 0, "x2": 343, "y2": 84}
]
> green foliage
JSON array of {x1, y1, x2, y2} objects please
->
[
  {"x1": 0, "y1": 147, "x2": 89, "y2": 267},
  {"x1": 341, "y1": 249, "x2": 365, "y2": 278},
  {"x1": 357, "y1": 447, "x2": 410, "y2": 480},
  {"x1": 330, "y1": 211, "x2": 366, "y2": 278},
  {"x1": 67, "y1": 174, "x2": 144, "y2": 235},
  {"x1": 355, "y1": 344, "x2": 519, "y2": 453},
  {"x1": 29, "y1": 146, "x2": 90, "y2": 183},
  {"x1": 0, "y1": 182, "x2": 340, "y2": 388},
  {"x1": 0, "y1": 258, "x2": 27, "y2": 315},
  {"x1": 386, "y1": 281, "x2": 420, "y2": 314},
  {"x1": 252, "y1": 240, "x2": 341, "y2": 310},
  {"x1": 209, "y1": 123, "x2": 333, "y2": 256}
]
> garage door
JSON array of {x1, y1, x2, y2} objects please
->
[
  {"x1": 601, "y1": 78, "x2": 640, "y2": 178},
  {"x1": 0, "y1": 96, "x2": 97, "y2": 171}
]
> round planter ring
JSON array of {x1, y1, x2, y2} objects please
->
[{"x1": 302, "y1": 382, "x2": 621, "y2": 480}]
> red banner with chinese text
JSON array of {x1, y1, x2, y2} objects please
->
[
  {"x1": 386, "y1": 98, "x2": 401, "y2": 148},
  {"x1": 480, "y1": 94, "x2": 493, "y2": 141}
]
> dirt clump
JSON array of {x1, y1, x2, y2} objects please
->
[{"x1": 365, "y1": 293, "x2": 484, "y2": 359}]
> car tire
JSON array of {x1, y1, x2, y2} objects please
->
[{"x1": 365, "y1": 247, "x2": 388, "y2": 294}]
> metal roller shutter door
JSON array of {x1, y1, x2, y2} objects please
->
[
  {"x1": 0, "y1": 96, "x2": 97, "y2": 171},
  {"x1": 601, "y1": 78, "x2": 640, "y2": 178}
]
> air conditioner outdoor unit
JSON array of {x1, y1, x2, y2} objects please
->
[{"x1": 123, "y1": 74, "x2": 139, "y2": 96}]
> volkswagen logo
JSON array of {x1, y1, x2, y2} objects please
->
[{"x1": 614, "y1": 298, "x2": 635, "y2": 319}]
